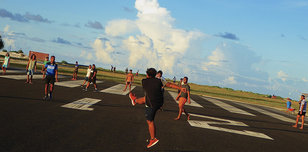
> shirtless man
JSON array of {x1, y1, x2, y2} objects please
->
[{"x1": 123, "y1": 69, "x2": 134, "y2": 92}]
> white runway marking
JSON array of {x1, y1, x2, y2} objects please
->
[
  {"x1": 61, "y1": 98, "x2": 101, "y2": 111},
  {"x1": 168, "y1": 91, "x2": 203, "y2": 108},
  {"x1": 55, "y1": 80, "x2": 103, "y2": 88},
  {"x1": 0, "y1": 70, "x2": 24, "y2": 74},
  {"x1": 100, "y1": 84, "x2": 136, "y2": 95},
  {"x1": 0, "y1": 74, "x2": 66, "y2": 80},
  {"x1": 233, "y1": 102, "x2": 307, "y2": 125},
  {"x1": 188, "y1": 113, "x2": 273, "y2": 140},
  {"x1": 203, "y1": 97, "x2": 255, "y2": 116}
]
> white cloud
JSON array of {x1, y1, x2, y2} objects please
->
[
  {"x1": 202, "y1": 47, "x2": 225, "y2": 71},
  {"x1": 277, "y1": 70, "x2": 288, "y2": 82},
  {"x1": 224, "y1": 76, "x2": 237, "y2": 85},
  {"x1": 80, "y1": 50, "x2": 93, "y2": 60},
  {"x1": 2, "y1": 25, "x2": 16, "y2": 49},
  {"x1": 105, "y1": 19, "x2": 138, "y2": 36},
  {"x1": 302, "y1": 78, "x2": 308, "y2": 82},
  {"x1": 99, "y1": 0, "x2": 204, "y2": 73},
  {"x1": 92, "y1": 39, "x2": 114, "y2": 64}
]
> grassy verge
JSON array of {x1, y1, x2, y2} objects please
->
[{"x1": 1, "y1": 57, "x2": 294, "y2": 112}]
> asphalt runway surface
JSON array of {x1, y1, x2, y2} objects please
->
[{"x1": 0, "y1": 71, "x2": 308, "y2": 152}]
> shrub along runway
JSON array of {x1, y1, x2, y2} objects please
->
[{"x1": 0, "y1": 73, "x2": 307, "y2": 152}]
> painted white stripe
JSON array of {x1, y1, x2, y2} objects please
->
[
  {"x1": 202, "y1": 97, "x2": 255, "y2": 116},
  {"x1": 188, "y1": 113, "x2": 273, "y2": 140},
  {"x1": 0, "y1": 70, "x2": 24, "y2": 73},
  {"x1": 100, "y1": 84, "x2": 136, "y2": 95},
  {"x1": 233, "y1": 102, "x2": 307, "y2": 125},
  {"x1": 55, "y1": 80, "x2": 103, "y2": 88},
  {"x1": 61, "y1": 98, "x2": 101, "y2": 111},
  {"x1": 0, "y1": 74, "x2": 66, "y2": 80},
  {"x1": 168, "y1": 91, "x2": 203, "y2": 108}
]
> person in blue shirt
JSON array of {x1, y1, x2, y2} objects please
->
[
  {"x1": 286, "y1": 98, "x2": 295, "y2": 112},
  {"x1": 42, "y1": 56, "x2": 58, "y2": 101}
]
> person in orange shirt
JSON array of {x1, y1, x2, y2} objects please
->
[{"x1": 123, "y1": 69, "x2": 134, "y2": 92}]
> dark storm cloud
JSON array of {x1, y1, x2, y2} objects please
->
[
  {"x1": 215, "y1": 32, "x2": 239, "y2": 40},
  {"x1": 85, "y1": 21, "x2": 104, "y2": 30},
  {"x1": 0, "y1": 8, "x2": 52, "y2": 23},
  {"x1": 52, "y1": 37, "x2": 71, "y2": 45}
]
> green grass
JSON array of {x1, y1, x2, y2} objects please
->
[{"x1": 2, "y1": 57, "x2": 293, "y2": 112}]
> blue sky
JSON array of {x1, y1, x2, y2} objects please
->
[{"x1": 0, "y1": 0, "x2": 307, "y2": 99}]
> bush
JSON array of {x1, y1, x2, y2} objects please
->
[
  {"x1": 61, "y1": 60, "x2": 68, "y2": 64},
  {"x1": 2, "y1": 49, "x2": 7, "y2": 52},
  {"x1": 17, "y1": 50, "x2": 23, "y2": 54}
]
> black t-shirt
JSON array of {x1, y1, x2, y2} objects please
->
[
  {"x1": 142, "y1": 78, "x2": 164, "y2": 108},
  {"x1": 90, "y1": 69, "x2": 97, "y2": 78}
]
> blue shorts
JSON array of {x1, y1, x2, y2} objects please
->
[
  {"x1": 2, "y1": 64, "x2": 7, "y2": 68},
  {"x1": 145, "y1": 106, "x2": 161, "y2": 121},
  {"x1": 27, "y1": 69, "x2": 34, "y2": 76}
]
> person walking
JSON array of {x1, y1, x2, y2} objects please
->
[{"x1": 26, "y1": 54, "x2": 37, "y2": 84}]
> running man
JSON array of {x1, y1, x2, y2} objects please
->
[
  {"x1": 293, "y1": 95, "x2": 307, "y2": 129},
  {"x1": 85, "y1": 64, "x2": 97, "y2": 91},
  {"x1": 72, "y1": 61, "x2": 79, "y2": 80},
  {"x1": 81, "y1": 65, "x2": 92, "y2": 88},
  {"x1": 123, "y1": 69, "x2": 134, "y2": 92},
  {"x1": 42, "y1": 56, "x2": 49, "y2": 79},
  {"x1": 42, "y1": 56, "x2": 58, "y2": 101},
  {"x1": 2, "y1": 53, "x2": 10, "y2": 75},
  {"x1": 175, "y1": 77, "x2": 190, "y2": 120},
  {"x1": 128, "y1": 68, "x2": 187, "y2": 148},
  {"x1": 26, "y1": 54, "x2": 37, "y2": 84}
]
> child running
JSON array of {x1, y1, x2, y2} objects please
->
[
  {"x1": 84, "y1": 64, "x2": 97, "y2": 91},
  {"x1": 26, "y1": 54, "x2": 37, "y2": 84},
  {"x1": 42, "y1": 56, "x2": 58, "y2": 101},
  {"x1": 72, "y1": 61, "x2": 79, "y2": 80},
  {"x1": 81, "y1": 65, "x2": 92, "y2": 87},
  {"x1": 175, "y1": 76, "x2": 191, "y2": 120},
  {"x1": 2, "y1": 53, "x2": 10, "y2": 75},
  {"x1": 293, "y1": 95, "x2": 307, "y2": 129},
  {"x1": 123, "y1": 69, "x2": 134, "y2": 92}
]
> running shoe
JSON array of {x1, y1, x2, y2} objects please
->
[
  {"x1": 43, "y1": 95, "x2": 48, "y2": 101},
  {"x1": 129, "y1": 93, "x2": 136, "y2": 106},
  {"x1": 147, "y1": 138, "x2": 159, "y2": 148}
]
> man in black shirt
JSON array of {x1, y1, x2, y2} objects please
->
[
  {"x1": 129, "y1": 68, "x2": 162, "y2": 148},
  {"x1": 129, "y1": 68, "x2": 187, "y2": 148}
]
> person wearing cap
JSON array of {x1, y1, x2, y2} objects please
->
[{"x1": 293, "y1": 95, "x2": 307, "y2": 129}]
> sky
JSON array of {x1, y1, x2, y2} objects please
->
[{"x1": 0, "y1": 0, "x2": 307, "y2": 99}]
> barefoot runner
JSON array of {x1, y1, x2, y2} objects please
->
[
  {"x1": 123, "y1": 69, "x2": 134, "y2": 92},
  {"x1": 26, "y1": 54, "x2": 37, "y2": 84},
  {"x1": 42, "y1": 56, "x2": 58, "y2": 101},
  {"x1": 72, "y1": 61, "x2": 79, "y2": 80},
  {"x1": 174, "y1": 76, "x2": 190, "y2": 120},
  {"x1": 293, "y1": 95, "x2": 306, "y2": 129},
  {"x1": 2, "y1": 53, "x2": 10, "y2": 75}
]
